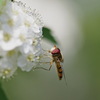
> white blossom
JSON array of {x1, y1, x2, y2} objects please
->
[
  {"x1": 17, "y1": 52, "x2": 36, "y2": 72},
  {"x1": 0, "y1": 49, "x2": 18, "y2": 79},
  {"x1": 0, "y1": 0, "x2": 44, "y2": 79}
]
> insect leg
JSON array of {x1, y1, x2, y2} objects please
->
[
  {"x1": 33, "y1": 60, "x2": 54, "y2": 71},
  {"x1": 42, "y1": 48, "x2": 50, "y2": 53},
  {"x1": 42, "y1": 49, "x2": 52, "y2": 57},
  {"x1": 48, "y1": 60, "x2": 54, "y2": 70}
]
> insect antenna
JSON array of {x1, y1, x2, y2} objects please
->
[{"x1": 63, "y1": 68, "x2": 67, "y2": 86}]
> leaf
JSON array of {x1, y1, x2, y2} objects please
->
[
  {"x1": 42, "y1": 27, "x2": 58, "y2": 44},
  {"x1": 0, "y1": 83, "x2": 8, "y2": 100}
]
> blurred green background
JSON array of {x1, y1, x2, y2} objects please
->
[{"x1": 0, "y1": 0, "x2": 100, "y2": 100}]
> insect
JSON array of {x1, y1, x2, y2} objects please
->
[
  {"x1": 49, "y1": 45, "x2": 64, "y2": 80},
  {"x1": 34, "y1": 45, "x2": 67, "y2": 85}
]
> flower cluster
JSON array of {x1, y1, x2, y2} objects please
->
[{"x1": 0, "y1": 0, "x2": 44, "y2": 79}]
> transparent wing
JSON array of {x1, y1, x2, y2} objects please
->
[{"x1": 33, "y1": 49, "x2": 53, "y2": 71}]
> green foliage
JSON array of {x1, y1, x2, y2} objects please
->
[
  {"x1": 0, "y1": 83, "x2": 8, "y2": 100},
  {"x1": 43, "y1": 27, "x2": 58, "y2": 44}
]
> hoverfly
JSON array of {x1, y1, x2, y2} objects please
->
[
  {"x1": 34, "y1": 45, "x2": 67, "y2": 85},
  {"x1": 49, "y1": 45, "x2": 64, "y2": 80}
]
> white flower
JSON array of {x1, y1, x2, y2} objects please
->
[
  {"x1": 0, "y1": 30, "x2": 23, "y2": 51},
  {"x1": 18, "y1": 42, "x2": 43, "y2": 71},
  {"x1": 17, "y1": 52, "x2": 36, "y2": 72},
  {"x1": 0, "y1": 0, "x2": 11, "y2": 15},
  {"x1": 0, "y1": 54, "x2": 17, "y2": 79},
  {"x1": 0, "y1": 0, "x2": 44, "y2": 79}
]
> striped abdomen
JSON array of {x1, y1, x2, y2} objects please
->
[
  {"x1": 52, "y1": 53, "x2": 63, "y2": 80},
  {"x1": 55, "y1": 61, "x2": 63, "y2": 80}
]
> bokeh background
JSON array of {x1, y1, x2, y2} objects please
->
[{"x1": 1, "y1": 0, "x2": 100, "y2": 100}]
